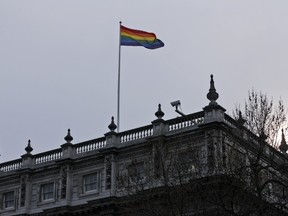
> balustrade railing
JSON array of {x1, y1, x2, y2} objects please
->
[
  {"x1": 75, "y1": 137, "x2": 106, "y2": 154},
  {"x1": 2, "y1": 110, "x2": 255, "y2": 173},
  {"x1": 35, "y1": 148, "x2": 63, "y2": 164},
  {"x1": 224, "y1": 113, "x2": 260, "y2": 145},
  {"x1": 0, "y1": 137, "x2": 107, "y2": 172},
  {"x1": 224, "y1": 114, "x2": 238, "y2": 129},
  {"x1": 120, "y1": 125, "x2": 153, "y2": 143},
  {"x1": 167, "y1": 111, "x2": 205, "y2": 131},
  {"x1": 0, "y1": 159, "x2": 22, "y2": 172},
  {"x1": 0, "y1": 111, "x2": 207, "y2": 173}
]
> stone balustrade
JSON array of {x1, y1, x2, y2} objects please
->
[
  {"x1": 167, "y1": 111, "x2": 205, "y2": 131},
  {"x1": 0, "y1": 159, "x2": 22, "y2": 172},
  {"x1": 0, "y1": 109, "x2": 249, "y2": 174},
  {"x1": 224, "y1": 113, "x2": 261, "y2": 145},
  {"x1": 75, "y1": 137, "x2": 106, "y2": 154},
  {"x1": 119, "y1": 125, "x2": 154, "y2": 143},
  {"x1": 35, "y1": 148, "x2": 63, "y2": 164}
]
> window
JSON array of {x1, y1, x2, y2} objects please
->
[
  {"x1": 41, "y1": 182, "x2": 54, "y2": 201},
  {"x1": 3, "y1": 191, "x2": 14, "y2": 209},
  {"x1": 83, "y1": 173, "x2": 97, "y2": 192},
  {"x1": 178, "y1": 152, "x2": 198, "y2": 174},
  {"x1": 228, "y1": 147, "x2": 246, "y2": 171},
  {"x1": 129, "y1": 162, "x2": 145, "y2": 182}
]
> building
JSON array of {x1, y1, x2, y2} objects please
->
[{"x1": 1, "y1": 75, "x2": 288, "y2": 216}]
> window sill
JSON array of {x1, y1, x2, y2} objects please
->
[
  {"x1": 0, "y1": 207, "x2": 15, "y2": 213},
  {"x1": 79, "y1": 190, "x2": 99, "y2": 198},
  {"x1": 37, "y1": 199, "x2": 55, "y2": 206}
]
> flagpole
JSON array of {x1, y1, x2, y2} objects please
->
[{"x1": 117, "y1": 21, "x2": 122, "y2": 133}]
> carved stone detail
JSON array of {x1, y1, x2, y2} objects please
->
[
  {"x1": 60, "y1": 167, "x2": 67, "y2": 199},
  {"x1": 105, "y1": 157, "x2": 112, "y2": 190},
  {"x1": 20, "y1": 176, "x2": 27, "y2": 207}
]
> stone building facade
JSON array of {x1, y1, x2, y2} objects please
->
[{"x1": 1, "y1": 75, "x2": 288, "y2": 216}]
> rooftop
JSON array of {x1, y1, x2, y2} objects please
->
[{"x1": 1, "y1": 74, "x2": 286, "y2": 174}]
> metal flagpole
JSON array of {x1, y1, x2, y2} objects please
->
[{"x1": 117, "y1": 21, "x2": 122, "y2": 133}]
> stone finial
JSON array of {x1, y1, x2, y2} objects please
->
[
  {"x1": 259, "y1": 129, "x2": 267, "y2": 143},
  {"x1": 64, "y1": 129, "x2": 73, "y2": 143},
  {"x1": 207, "y1": 74, "x2": 219, "y2": 105},
  {"x1": 279, "y1": 129, "x2": 288, "y2": 153},
  {"x1": 236, "y1": 111, "x2": 246, "y2": 127},
  {"x1": 108, "y1": 116, "x2": 117, "y2": 132},
  {"x1": 25, "y1": 139, "x2": 33, "y2": 154},
  {"x1": 155, "y1": 104, "x2": 165, "y2": 119}
]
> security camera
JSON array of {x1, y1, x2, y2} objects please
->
[
  {"x1": 170, "y1": 100, "x2": 181, "y2": 107},
  {"x1": 170, "y1": 100, "x2": 185, "y2": 116}
]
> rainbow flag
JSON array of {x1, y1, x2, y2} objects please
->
[{"x1": 120, "y1": 25, "x2": 164, "y2": 49}]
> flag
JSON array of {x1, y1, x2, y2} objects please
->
[{"x1": 120, "y1": 25, "x2": 164, "y2": 49}]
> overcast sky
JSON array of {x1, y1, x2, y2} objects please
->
[{"x1": 1, "y1": 0, "x2": 288, "y2": 162}]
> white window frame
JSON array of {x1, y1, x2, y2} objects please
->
[
  {"x1": 83, "y1": 173, "x2": 98, "y2": 193},
  {"x1": 40, "y1": 182, "x2": 55, "y2": 201}
]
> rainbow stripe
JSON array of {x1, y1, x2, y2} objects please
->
[{"x1": 120, "y1": 25, "x2": 164, "y2": 49}]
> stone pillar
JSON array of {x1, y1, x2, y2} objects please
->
[
  {"x1": 203, "y1": 104, "x2": 226, "y2": 123},
  {"x1": 203, "y1": 74, "x2": 226, "y2": 123},
  {"x1": 21, "y1": 140, "x2": 34, "y2": 169},
  {"x1": 61, "y1": 129, "x2": 75, "y2": 158},
  {"x1": 103, "y1": 117, "x2": 119, "y2": 195},
  {"x1": 105, "y1": 116, "x2": 119, "y2": 147},
  {"x1": 206, "y1": 130, "x2": 216, "y2": 174},
  {"x1": 58, "y1": 164, "x2": 72, "y2": 205},
  {"x1": 152, "y1": 104, "x2": 168, "y2": 136},
  {"x1": 19, "y1": 175, "x2": 31, "y2": 210}
]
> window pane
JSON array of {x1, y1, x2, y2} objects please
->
[
  {"x1": 41, "y1": 183, "x2": 54, "y2": 200},
  {"x1": 129, "y1": 163, "x2": 145, "y2": 182},
  {"x1": 3, "y1": 191, "x2": 14, "y2": 208},
  {"x1": 136, "y1": 163, "x2": 145, "y2": 180},
  {"x1": 84, "y1": 173, "x2": 97, "y2": 192}
]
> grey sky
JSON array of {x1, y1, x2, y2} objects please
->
[{"x1": 1, "y1": 0, "x2": 288, "y2": 162}]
